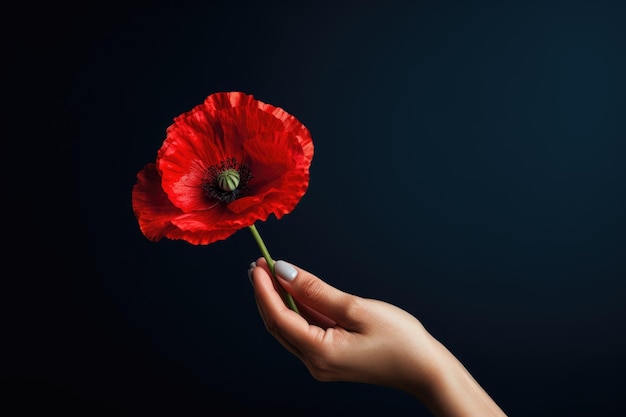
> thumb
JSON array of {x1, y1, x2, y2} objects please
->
[{"x1": 274, "y1": 260, "x2": 359, "y2": 328}]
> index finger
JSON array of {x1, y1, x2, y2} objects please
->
[{"x1": 251, "y1": 263, "x2": 326, "y2": 350}]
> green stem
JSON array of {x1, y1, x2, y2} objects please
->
[{"x1": 248, "y1": 223, "x2": 299, "y2": 313}]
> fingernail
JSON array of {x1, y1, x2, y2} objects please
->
[
  {"x1": 247, "y1": 261, "x2": 256, "y2": 284},
  {"x1": 274, "y1": 260, "x2": 297, "y2": 282}
]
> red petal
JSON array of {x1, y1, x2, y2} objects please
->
[
  {"x1": 157, "y1": 110, "x2": 240, "y2": 213},
  {"x1": 203, "y1": 91, "x2": 258, "y2": 111},
  {"x1": 131, "y1": 163, "x2": 185, "y2": 242},
  {"x1": 164, "y1": 225, "x2": 240, "y2": 245},
  {"x1": 205, "y1": 92, "x2": 313, "y2": 166},
  {"x1": 238, "y1": 130, "x2": 309, "y2": 216},
  {"x1": 261, "y1": 104, "x2": 314, "y2": 166},
  {"x1": 132, "y1": 164, "x2": 246, "y2": 245}
]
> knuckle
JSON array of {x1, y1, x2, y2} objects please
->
[
  {"x1": 341, "y1": 296, "x2": 368, "y2": 325},
  {"x1": 299, "y1": 277, "x2": 326, "y2": 301}
]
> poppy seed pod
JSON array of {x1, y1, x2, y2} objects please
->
[{"x1": 217, "y1": 169, "x2": 240, "y2": 192}]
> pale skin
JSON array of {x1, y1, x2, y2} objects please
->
[{"x1": 249, "y1": 257, "x2": 507, "y2": 417}]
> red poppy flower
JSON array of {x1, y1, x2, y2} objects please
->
[{"x1": 132, "y1": 91, "x2": 314, "y2": 246}]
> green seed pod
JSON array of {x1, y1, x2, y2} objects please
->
[{"x1": 217, "y1": 169, "x2": 240, "y2": 192}]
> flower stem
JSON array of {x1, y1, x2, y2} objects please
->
[{"x1": 248, "y1": 223, "x2": 299, "y2": 313}]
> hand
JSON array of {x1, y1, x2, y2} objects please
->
[{"x1": 249, "y1": 257, "x2": 507, "y2": 417}]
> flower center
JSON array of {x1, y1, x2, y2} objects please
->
[
  {"x1": 202, "y1": 158, "x2": 252, "y2": 204},
  {"x1": 217, "y1": 169, "x2": 240, "y2": 192}
]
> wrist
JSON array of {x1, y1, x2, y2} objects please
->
[{"x1": 405, "y1": 337, "x2": 506, "y2": 417}]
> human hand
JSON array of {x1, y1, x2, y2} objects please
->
[
  {"x1": 249, "y1": 257, "x2": 506, "y2": 417},
  {"x1": 249, "y1": 257, "x2": 438, "y2": 390}
]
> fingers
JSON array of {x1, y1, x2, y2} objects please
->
[
  {"x1": 271, "y1": 260, "x2": 362, "y2": 330},
  {"x1": 291, "y1": 298, "x2": 337, "y2": 329},
  {"x1": 250, "y1": 258, "x2": 326, "y2": 352},
  {"x1": 251, "y1": 258, "x2": 336, "y2": 328}
]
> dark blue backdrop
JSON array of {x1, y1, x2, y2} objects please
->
[{"x1": 8, "y1": 0, "x2": 625, "y2": 416}]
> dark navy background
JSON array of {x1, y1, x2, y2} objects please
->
[{"x1": 8, "y1": 0, "x2": 626, "y2": 415}]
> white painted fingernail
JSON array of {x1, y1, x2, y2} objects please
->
[
  {"x1": 274, "y1": 260, "x2": 297, "y2": 282},
  {"x1": 247, "y1": 261, "x2": 256, "y2": 284}
]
